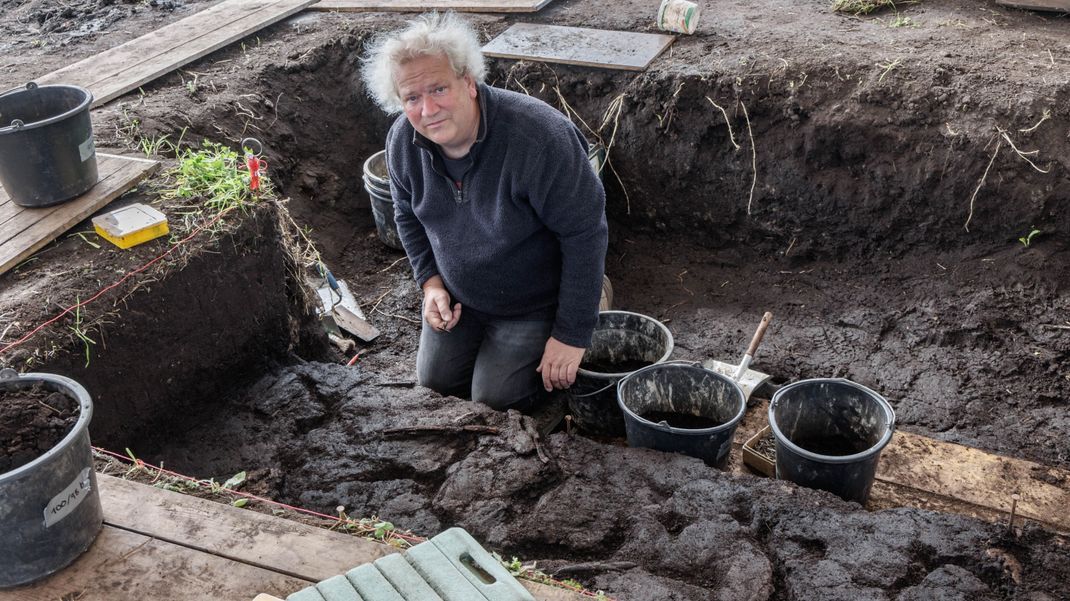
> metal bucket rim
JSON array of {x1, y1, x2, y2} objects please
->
[
  {"x1": 362, "y1": 149, "x2": 389, "y2": 186},
  {"x1": 576, "y1": 310, "x2": 674, "y2": 378},
  {"x1": 616, "y1": 362, "x2": 746, "y2": 435},
  {"x1": 0, "y1": 84, "x2": 94, "y2": 135},
  {"x1": 768, "y1": 377, "x2": 896, "y2": 465},
  {"x1": 0, "y1": 371, "x2": 93, "y2": 484}
]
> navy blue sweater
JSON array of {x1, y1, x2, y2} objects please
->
[{"x1": 385, "y1": 84, "x2": 608, "y2": 348}]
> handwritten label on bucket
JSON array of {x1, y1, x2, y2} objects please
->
[
  {"x1": 43, "y1": 467, "x2": 92, "y2": 527},
  {"x1": 78, "y1": 136, "x2": 95, "y2": 162}
]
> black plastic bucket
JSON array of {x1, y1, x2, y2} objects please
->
[
  {"x1": 768, "y1": 378, "x2": 895, "y2": 504},
  {"x1": 617, "y1": 362, "x2": 746, "y2": 468},
  {"x1": 362, "y1": 150, "x2": 402, "y2": 250},
  {"x1": 0, "y1": 369, "x2": 102, "y2": 588},
  {"x1": 0, "y1": 83, "x2": 97, "y2": 207},
  {"x1": 569, "y1": 311, "x2": 673, "y2": 436}
]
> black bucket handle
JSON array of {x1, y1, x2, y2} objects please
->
[
  {"x1": 572, "y1": 360, "x2": 702, "y2": 399},
  {"x1": 0, "y1": 83, "x2": 37, "y2": 130}
]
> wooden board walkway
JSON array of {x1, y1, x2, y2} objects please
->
[
  {"x1": 996, "y1": 0, "x2": 1070, "y2": 12},
  {"x1": 311, "y1": 0, "x2": 553, "y2": 12},
  {"x1": 0, "y1": 154, "x2": 160, "y2": 277},
  {"x1": 35, "y1": 0, "x2": 315, "y2": 108},
  {"x1": 3, "y1": 475, "x2": 586, "y2": 601},
  {"x1": 727, "y1": 399, "x2": 1070, "y2": 534},
  {"x1": 482, "y1": 23, "x2": 675, "y2": 72}
]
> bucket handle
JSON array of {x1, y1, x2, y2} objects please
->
[
  {"x1": 569, "y1": 380, "x2": 616, "y2": 399},
  {"x1": 0, "y1": 82, "x2": 37, "y2": 99},
  {"x1": 0, "y1": 83, "x2": 38, "y2": 131}
]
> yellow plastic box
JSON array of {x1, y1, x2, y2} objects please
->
[{"x1": 92, "y1": 203, "x2": 169, "y2": 249}]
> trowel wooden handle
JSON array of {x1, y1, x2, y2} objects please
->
[{"x1": 745, "y1": 312, "x2": 773, "y2": 357}]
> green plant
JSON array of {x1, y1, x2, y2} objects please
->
[
  {"x1": 160, "y1": 140, "x2": 271, "y2": 215},
  {"x1": 223, "y1": 470, "x2": 247, "y2": 489},
  {"x1": 68, "y1": 298, "x2": 96, "y2": 368},
  {"x1": 889, "y1": 14, "x2": 914, "y2": 27},
  {"x1": 1019, "y1": 227, "x2": 1041, "y2": 247},
  {"x1": 373, "y1": 521, "x2": 394, "y2": 540}
]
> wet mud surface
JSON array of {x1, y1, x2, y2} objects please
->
[
  {"x1": 0, "y1": 0, "x2": 1068, "y2": 598},
  {"x1": 149, "y1": 361, "x2": 1070, "y2": 600}
]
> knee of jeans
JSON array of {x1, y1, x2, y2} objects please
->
[{"x1": 472, "y1": 385, "x2": 537, "y2": 412}]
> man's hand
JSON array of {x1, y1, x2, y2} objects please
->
[
  {"x1": 536, "y1": 337, "x2": 586, "y2": 391},
  {"x1": 422, "y1": 275, "x2": 461, "y2": 331}
]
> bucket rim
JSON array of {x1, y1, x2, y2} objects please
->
[
  {"x1": 767, "y1": 377, "x2": 896, "y2": 464},
  {"x1": 0, "y1": 83, "x2": 94, "y2": 135},
  {"x1": 0, "y1": 370, "x2": 93, "y2": 484},
  {"x1": 616, "y1": 362, "x2": 747, "y2": 435},
  {"x1": 576, "y1": 310, "x2": 674, "y2": 378},
  {"x1": 365, "y1": 184, "x2": 395, "y2": 204},
  {"x1": 362, "y1": 149, "x2": 389, "y2": 186}
]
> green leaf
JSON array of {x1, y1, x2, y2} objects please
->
[
  {"x1": 223, "y1": 471, "x2": 247, "y2": 489},
  {"x1": 232, "y1": 498, "x2": 249, "y2": 508}
]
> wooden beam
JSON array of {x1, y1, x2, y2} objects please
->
[
  {"x1": 5, "y1": 525, "x2": 312, "y2": 601},
  {"x1": 310, "y1": 0, "x2": 552, "y2": 12},
  {"x1": 0, "y1": 154, "x2": 159, "y2": 277},
  {"x1": 996, "y1": 0, "x2": 1070, "y2": 12},
  {"x1": 876, "y1": 430, "x2": 1070, "y2": 532},
  {"x1": 98, "y1": 475, "x2": 590, "y2": 600},
  {"x1": 35, "y1": 0, "x2": 316, "y2": 107},
  {"x1": 98, "y1": 475, "x2": 395, "y2": 583}
]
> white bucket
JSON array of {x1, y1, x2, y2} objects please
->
[{"x1": 657, "y1": 0, "x2": 701, "y2": 35}]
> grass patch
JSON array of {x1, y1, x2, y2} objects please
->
[
  {"x1": 160, "y1": 141, "x2": 273, "y2": 214},
  {"x1": 833, "y1": 0, "x2": 918, "y2": 16}
]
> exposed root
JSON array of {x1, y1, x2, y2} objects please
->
[
  {"x1": 1018, "y1": 109, "x2": 1051, "y2": 134},
  {"x1": 964, "y1": 137, "x2": 1002, "y2": 232},
  {"x1": 741, "y1": 100, "x2": 758, "y2": 216},
  {"x1": 705, "y1": 96, "x2": 741, "y2": 150},
  {"x1": 998, "y1": 128, "x2": 1051, "y2": 174}
]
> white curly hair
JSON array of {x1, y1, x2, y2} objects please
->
[{"x1": 362, "y1": 12, "x2": 487, "y2": 114}]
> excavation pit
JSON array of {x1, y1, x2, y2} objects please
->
[{"x1": 1, "y1": 1, "x2": 1069, "y2": 598}]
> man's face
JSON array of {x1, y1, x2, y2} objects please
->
[{"x1": 395, "y1": 53, "x2": 479, "y2": 158}]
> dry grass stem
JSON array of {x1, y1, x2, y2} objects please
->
[
  {"x1": 378, "y1": 256, "x2": 408, "y2": 273},
  {"x1": 706, "y1": 97, "x2": 741, "y2": 150},
  {"x1": 965, "y1": 138, "x2": 1002, "y2": 232}
]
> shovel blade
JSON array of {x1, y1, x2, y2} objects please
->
[{"x1": 703, "y1": 359, "x2": 771, "y2": 400}]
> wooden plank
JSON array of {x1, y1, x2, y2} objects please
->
[
  {"x1": 99, "y1": 475, "x2": 590, "y2": 600},
  {"x1": 996, "y1": 0, "x2": 1070, "y2": 12},
  {"x1": 876, "y1": 430, "x2": 1070, "y2": 532},
  {"x1": 482, "y1": 23, "x2": 675, "y2": 72},
  {"x1": 0, "y1": 155, "x2": 159, "y2": 276},
  {"x1": 311, "y1": 0, "x2": 552, "y2": 12},
  {"x1": 35, "y1": 0, "x2": 316, "y2": 107},
  {"x1": 0, "y1": 157, "x2": 129, "y2": 229},
  {"x1": 2, "y1": 525, "x2": 312, "y2": 601},
  {"x1": 98, "y1": 474, "x2": 396, "y2": 583}
]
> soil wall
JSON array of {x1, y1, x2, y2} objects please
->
[{"x1": 31, "y1": 202, "x2": 328, "y2": 450}]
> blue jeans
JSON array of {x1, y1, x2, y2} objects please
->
[{"x1": 416, "y1": 308, "x2": 554, "y2": 411}]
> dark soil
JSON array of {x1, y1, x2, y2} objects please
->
[
  {"x1": 0, "y1": 0, "x2": 1069, "y2": 599},
  {"x1": 0, "y1": 385, "x2": 78, "y2": 473},
  {"x1": 789, "y1": 434, "x2": 871, "y2": 457},
  {"x1": 639, "y1": 410, "x2": 724, "y2": 430}
]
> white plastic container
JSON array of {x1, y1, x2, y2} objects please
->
[{"x1": 657, "y1": 0, "x2": 701, "y2": 35}]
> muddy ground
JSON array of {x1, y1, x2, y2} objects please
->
[{"x1": 1, "y1": 0, "x2": 1069, "y2": 599}]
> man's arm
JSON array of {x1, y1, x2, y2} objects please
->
[{"x1": 527, "y1": 124, "x2": 609, "y2": 390}]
